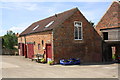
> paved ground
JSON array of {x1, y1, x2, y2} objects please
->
[{"x1": 1, "y1": 55, "x2": 119, "y2": 78}]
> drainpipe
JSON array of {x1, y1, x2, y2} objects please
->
[
  {"x1": 52, "y1": 31, "x2": 54, "y2": 62},
  {"x1": 102, "y1": 40, "x2": 104, "y2": 62}
]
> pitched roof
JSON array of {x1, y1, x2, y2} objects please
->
[
  {"x1": 95, "y1": 1, "x2": 120, "y2": 29},
  {"x1": 20, "y1": 8, "x2": 78, "y2": 36}
]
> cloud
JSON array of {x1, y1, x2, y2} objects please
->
[
  {"x1": 8, "y1": 22, "x2": 31, "y2": 34},
  {"x1": 1, "y1": 2, "x2": 112, "y2": 36},
  {"x1": 9, "y1": 27, "x2": 25, "y2": 32},
  {"x1": 1, "y1": 0, "x2": 114, "y2": 2},
  {"x1": 0, "y1": 2, "x2": 39, "y2": 11},
  {"x1": 0, "y1": 22, "x2": 30, "y2": 36},
  {"x1": 0, "y1": 27, "x2": 6, "y2": 36}
]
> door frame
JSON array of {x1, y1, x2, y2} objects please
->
[
  {"x1": 19, "y1": 43, "x2": 24, "y2": 56},
  {"x1": 46, "y1": 43, "x2": 53, "y2": 62},
  {"x1": 24, "y1": 44, "x2": 27, "y2": 58}
]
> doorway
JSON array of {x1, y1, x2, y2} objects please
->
[
  {"x1": 46, "y1": 44, "x2": 52, "y2": 62},
  {"x1": 27, "y1": 44, "x2": 34, "y2": 59},
  {"x1": 24, "y1": 44, "x2": 27, "y2": 58},
  {"x1": 19, "y1": 43, "x2": 24, "y2": 56},
  {"x1": 103, "y1": 32, "x2": 108, "y2": 40}
]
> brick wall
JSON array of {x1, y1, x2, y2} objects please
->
[
  {"x1": 18, "y1": 31, "x2": 52, "y2": 55},
  {"x1": 18, "y1": 36, "x2": 26, "y2": 43},
  {"x1": 53, "y1": 9, "x2": 102, "y2": 63},
  {"x1": 95, "y1": 1, "x2": 120, "y2": 62}
]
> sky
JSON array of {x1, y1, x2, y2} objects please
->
[{"x1": 0, "y1": 0, "x2": 114, "y2": 36}]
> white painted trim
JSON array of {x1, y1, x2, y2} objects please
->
[
  {"x1": 74, "y1": 21, "x2": 83, "y2": 40},
  {"x1": 74, "y1": 39, "x2": 82, "y2": 40}
]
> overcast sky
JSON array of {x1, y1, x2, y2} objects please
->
[{"x1": 0, "y1": 1, "x2": 114, "y2": 36}]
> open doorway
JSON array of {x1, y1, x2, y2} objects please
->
[{"x1": 103, "y1": 32, "x2": 108, "y2": 40}]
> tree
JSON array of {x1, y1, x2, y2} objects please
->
[{"x1": 3, "y1": 30, "x2": 18, "y2": 49}]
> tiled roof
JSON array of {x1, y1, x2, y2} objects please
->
[
  {"x1": 95, "y1": 1, "x2": 120, "y2": 29},
  {"x1": 20, "y1": 8, "x2": 78, "y2": 36}
]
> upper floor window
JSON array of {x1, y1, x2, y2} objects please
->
[{"x1": 74, "y1": 21, "x2": 82, "y2": 40}]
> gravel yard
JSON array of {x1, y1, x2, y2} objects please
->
[{"x1": 1, "y1": 55, "x2": 118, "y2": 78}]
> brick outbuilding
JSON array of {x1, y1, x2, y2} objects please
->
[
  {"x1": 95, "y1": 1, "x2": 120, "y2": 62},
  {"x1": 18, "y1": 8, "x2": 102, "y2": 64}
]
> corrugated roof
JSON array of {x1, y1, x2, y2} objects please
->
[{"x1": 20, "y1": 8, "x2": 78, "y2": 36}]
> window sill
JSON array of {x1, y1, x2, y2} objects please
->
[{"x1": 74, "y1": 39, "x2": 82, "y2": 40}]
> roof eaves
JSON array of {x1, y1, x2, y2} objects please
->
[{"x1": 19, "y1": 29, "x2": 53, "y2": 37}]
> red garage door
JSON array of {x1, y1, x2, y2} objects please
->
[
  {"x1": 27, "y1": 44, "x2": 34, "y2": 59},
  {"x1": 46, "y1": 44, "x2": 52, "y2": 60}
]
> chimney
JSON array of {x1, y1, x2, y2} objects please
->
[
  {"x1": 16, "y1": 33, "x2": 19, "y2": 37},
  {"x1": 55, "y1": 14, "x2": 57, "y2": 17}
]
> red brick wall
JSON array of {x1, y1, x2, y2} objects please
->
[
  {"x1": 95, "y1": 1, "x2": 120, "y2": 62},
  {"x1": 18, "y1": 31, "x2": 53, "y2": 56},
  {"x1": 18, "y1": 36, "x2": 26, "y2": 43},
  {"x1": 53, "y1": 9, "x2": 102, "y2": 63},
  {"x1": 95, "y1": 1, "x2": 120, "y2": 35}
]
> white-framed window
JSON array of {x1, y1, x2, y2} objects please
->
[{"x1": 74, "y1": 21, "x2": 82, "y2": 40}]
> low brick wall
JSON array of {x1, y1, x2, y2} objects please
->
[{"x1": 2, "y1": 48, "x2": 18, "y2": 55}]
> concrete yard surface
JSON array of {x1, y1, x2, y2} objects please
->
[{"x1": 1, "y1": 55, "x2": 119, "y2": 78}]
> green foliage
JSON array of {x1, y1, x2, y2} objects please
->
[
  {"x1": 48, "y1": 60, "x2": 54, "y2": 65},
  {"x1": 40, "y1": 58, "x2": 45, "y2": 63},
  {"x1": 3, "y1": 30, "x2": 18, "y2": 50},
  {"x1": 112, "y1": 54, "x2": 116, "y2": 60}
]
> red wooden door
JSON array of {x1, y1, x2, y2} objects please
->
[
  {"x1": 24, "y1": 44, "x2": 27, "y2": 58},
  {"x1": 27, "y1": 44, "x2": 34, "y2": 59},
  {"x1": 46, "y1": 44, "x2": 52, "y2": 60},
  {"x1": 19, "y1": 43, "x2": 24, "y2": 56}
]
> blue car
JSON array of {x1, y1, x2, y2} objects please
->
[{"x1": 60, "y1": 58, "x2": 80, "y2": 65}]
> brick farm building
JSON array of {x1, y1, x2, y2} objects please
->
[
  {"x1": 18, "y1": 8, "x2": 102, "y2": 64},
  {"x1": 95, "y1": 1, "x2": 120, "y2": 62}
]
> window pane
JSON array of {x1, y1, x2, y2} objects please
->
[
  {"x1": 75, "y1": 27, "x2": 78, "y2": 39},
  {"x1": 78, "y1": 27, "x2": 82, "y2": 39},
  {"x1": 75, "y1": 22, "x2": 81, "y2": 27}
]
